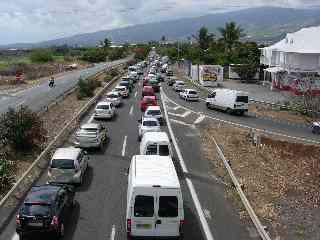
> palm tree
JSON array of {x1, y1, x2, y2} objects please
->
[{"x1": 218, "y1": 22, "x2": 245, "y2": 54}]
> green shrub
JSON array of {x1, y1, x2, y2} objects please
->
[
  {"x1": 109, "y1": 68, "x2": 119, "y2": 77},
  {"x1": 30, "y1": 48, "x2": 53, "y2": 63},
  {"x1": 0, "y1": 106, "x2": 46, "y2": 151},
  {"x1": 77, "y1": 77, "x2": 96, "y2": 99},
  {"x1": 104, "y1": 75, "x2": 112, "y2": 82},
  {"x1": 0, "y1": 150, "x2": 15, "y2": 193}
]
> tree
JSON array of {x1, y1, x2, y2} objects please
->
[
  {"x1": 103, "y1": 38, "x2": 111, "y2": 48},
  {"x1": 30, "y1": 48, "x2": 53, "y2": 63},
  {"x1": 198, "y1": 27, "x2": 214, "y2": 51},
  {"x1": 82, "y1": 48, "x2": 106, "y2": 63},
  {"x1": 218, "y1": 22, "x2": 245, "y2": 54}
]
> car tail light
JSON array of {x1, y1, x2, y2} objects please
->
[
  {"x1": 127, "y1": 219, "x2": 132, "y2": 233},
  {"x1": 179, "y1": 220, "x2": 184, "y2": 233},
  {"x1": 51, "y1": 216, "x2": 59, "y2": 228},
  {"x1": 16, "y1": 215, "x2": 21, "y2": 226}
]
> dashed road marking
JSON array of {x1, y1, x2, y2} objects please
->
[
  {"x1": 134, "y1": 91, "x2": 137, "y2": 98},
  {"x1": 194, "y1": 115, "x2": 205, "y2": 125},
  {"x1": 129, "y1": 105, "x2": 134, "y2": 115},
  {"x1": 110, "y1": 224, "x2": 116, "y2": 240},
  {"x1": 203, "y1": 209, "x2": 212, "y2": 220},
  {"x1": 11, "y1": 233, "x2": 19, "y2": 240},
  {"x1": 122, "y1": 135, "x2": 127, "y2": 156},
  {"x1": 182, "y1": 110, "x2": 191, "y2": 117},
  {"x1": 88, "y1": 114, "x2": 95, "y2": 123}
]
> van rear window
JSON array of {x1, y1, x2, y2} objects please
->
[
  {"x1": 159, "y1": 145, "x2": 169, "y2": 156},
  {"x1": 134, "y1": 196, "x2": 154, "y2": 217},
  {"x1": 158, "y1": 196, "x2": 178, "y2": 217},
  {"x1": 236, "y1": 96, "x2": 248, "y2": 103}
]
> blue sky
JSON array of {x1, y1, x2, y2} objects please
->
[{"x1": 0, "y1": 0, "x2": 317, "y2": 45}]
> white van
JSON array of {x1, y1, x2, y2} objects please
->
[
  {"x1": 205, "y1": 89, "x2": 249, "y2": 115},
  {"x1": 126, "y1": 155, "x2": 184, "y2": 238},
  {"x1": 140, "y1": 132, "x2": 172, "y2": 157}
]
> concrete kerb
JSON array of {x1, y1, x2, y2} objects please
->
[
  {"x1": 212, "y1": 137, "x2": 272, "y2": 240},
  {"x1": 0, "y1": 68, "x2": 124, "y2": 233}
]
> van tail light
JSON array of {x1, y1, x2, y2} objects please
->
[
  {"x1": 51, "y1": 216, "x2": 59, "y2": 228},
  {"x1": 127, "y1": 219, "x2": 132, "y2": 234},
  {"x1": 16, "y1": 215, "x2": 21, "y2": 226},
  {"x1": 179, "y1": 220, "x2": 185, "y2": 233}
]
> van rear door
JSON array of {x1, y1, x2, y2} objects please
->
[
  {"x1": 131, "y1": 194, "x2": 156, "y2": 237},
  {"x1": 154, "y1": 189, "x2": 183, "y2": 237}
]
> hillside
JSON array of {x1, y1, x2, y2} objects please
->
[{"x1": 1, "y1": 7, "x2": 320, "y2": 49}]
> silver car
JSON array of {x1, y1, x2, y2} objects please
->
[
  {"x1": 105, "y1": 91, "x2": 122, "y2": 107},
  {"x1": 48, "y1": 147, "x2": 89, "y2": 185},
  {"x1": 74, "y1": 123, "x2": 108, "y2": 149}
]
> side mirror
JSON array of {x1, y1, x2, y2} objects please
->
[{"x1": 138, "y1": 119, "x2": 142, "y2": 123}]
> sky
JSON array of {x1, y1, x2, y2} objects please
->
[{"x1": 0, "y1": 0, "x2": 318, "y2": 45}]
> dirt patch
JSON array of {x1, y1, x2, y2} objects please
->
[{"x1": 200, "y1": 122, "x2": 320, "y2": 239}]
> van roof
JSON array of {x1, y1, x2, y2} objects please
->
[
  {"x1": 142, "y1": 131, "x2": 169, "y2": 142},
  {"x1": 146, "y1": 106, "x2": 160, "y2": 111},
  {"x1": 132, "y1": 155, "x2": 180, "y2": 188},
  {"x1": 211, "y1": 88, "x2": 248, "y2": 95}
]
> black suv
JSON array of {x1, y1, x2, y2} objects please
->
[{"x1": 16, "y1": 184, "x2": 75, "y2": 239}]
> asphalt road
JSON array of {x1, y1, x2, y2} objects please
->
[
  {"x1": 0, "y1": 71, "x2": 257, "y2": 240},
  {"x1": 0, "y1": 57, "x2": 130, "y2": 115}
]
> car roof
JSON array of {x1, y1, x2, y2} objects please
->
[
  {"x1": 185, "y1": 88, "x2": 197, "y2": 92},
  {"x1": 81, "y1": 123, "x2": 99, "y2": 129},
  {"x1": 52, "y1": 147, "x2": 81, "y2": 160},
  {"x1": 25, "y1": 185, "x2": 61, "y2": 204},
  {"x1": 146, "y1": 106, "x2": 161, "y2": 111},
  {"x1": 131, "y1": 156, "x2": 180, "y2": 188},
  {"x1": 97, "y1": 101, "x2": 112, "y2": 106},
  {"x1": 142, "y1": 117, "x2": 158, "y2": 122},
  {"x1": 106, "y1": 91, "x2": 120, "y2": 96},
  {"x1": 176, "y1": 81, "x2": 184, "y2": 84},
  {"x1": 143, "y1": 131, "x2": 169, "y2": 142},
  {"x1": 143, "y1": 95, "x2": 156, "y2": 100},
  {"x1": 143, "y1": 86, "x2": 153, "y2": 90},
  {"x1": 115, "y1": 85, "x2": 126, "y2": 89}
]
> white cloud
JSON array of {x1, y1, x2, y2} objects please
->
[{"x1": 0, "y1": 0, "x2": 316, "y2": 44}]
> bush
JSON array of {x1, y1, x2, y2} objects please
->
[
  {"x1": 30, "y1": 48, "x2": 53, "y2": 63},
  {"x1": 0, "y1": 106, "x2": 46, "y2": 151},
  {"x1": 82, "y1": 48, "x2": 106, "y2": 63},
  {"x1": 0, "y1": 150, "x2": 15, "y2": 193},
  {"x1": 109, "y1": 68, "x2": 119, "y2": 78},
  {"x1": 77, "y1": 77, "x2": 96, "y2": 99}
]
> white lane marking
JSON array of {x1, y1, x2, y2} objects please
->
[
  {"x1": 194, "y1": 115, "x2": 205, "y2": 125},
  {"x1": 110, "y1": 224, "x2": 116, "y2": 240},
  {"x1": 182, "y1": 110, "x2": 191, "y2": 118},
  {"x1": 170, "y1": 119, "x2": 195, "y2": 128},
  {"x1": 173, "y1": 106, "x2": 180, "y2": 111},
  {"x1": 163, "y1": 90, "x2": 320, "y2": 145},
  {"x1": 129, "y1": 105, "x2": 134, "y2": 115},
  {"x1": 121, "y1": 135, "x2": 127, "y2": 157},
  {"x1": 203, "y1": 209, "x2": 212, "y2": 220},
  {"x1": 161, "y1": 91, "x2": 215, "y2": 240},
  {"x1": 11, "y1": 233, "x2": 19, "y2": 240},
  {"x1": 134, "y1": 91, "x2": 137, "y2": 98},
  {"x1": 88, "y1": 114, "x2": 95, "y2": 123}
]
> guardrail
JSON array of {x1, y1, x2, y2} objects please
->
[
  {"x1": 211, "y1": 137, "x2": 272, "y2": 240},
  {"x1": 0, "y1": 64, "x2": 126, "y2": 232}
]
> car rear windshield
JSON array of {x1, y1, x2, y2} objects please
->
[
  {"x1": 96, "y1": 105, "x2": 110, "y2": 110},
  {"x1": 236, "y1": 96, "x2": 248, "y2": 103},
  {"x1": 21, "y1": 203, "x2": 51, "y2": 216},
  {"x1": 158, "y1": 196, "x2": 178, "y2": 217},
  {"x1": 143, "y1": 121, "x2": 158, "y2": 127},
  {"x1": 51, "y1": 159, "x2": 75, "y2": 169},
  {"x1": 159, "y1": 145, "x2": 169, "y2": 156},
  {"x1": 134, "y1": 196, "x2": 154, "y2": 217},
  {"x1": 119, "y1": 82, "x2": 128, "y2": 87},
  {"x1": 189, "y1": 91, "x2": 198, "y2": 95},
  {"x1": 146, "y1": 144, "x2": 158, "y2": 155},
  {"x1": 107, "y1": 94, "x2": 118, "y2": 98},
  {"x1": 147, "y1": 110, "x2": 161, "y2": 116}
]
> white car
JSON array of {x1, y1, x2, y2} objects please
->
[
  {"x1": 179, "y1": 89, "x2": 199, "y2": 101},
  {"x1": 114, "y1": 85, "x2": 129, "y2": 98},
  {"x1": 138, "y1": 117, "x2": 161, "y2": 141},
  {"x1": 144, "y1": 106, "x2": 164, "y2": 125},
  {"x1": 105, "y1": 91, "x2": 122, "y2": 107},
  {"x1": 94, "y1": 101, "x2": 115, "y2": 119},
  {"x1": 173, "y1": 81, "x2": 185, "y2": 92}
]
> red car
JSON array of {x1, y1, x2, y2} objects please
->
[
  {"x1": 143, "y1": 78, "x2": 150, "y2": 87},
  {"x1": 140, "y1": 96, "x2": 158, "y2": 112},
  {"x1": 142, "y1": 86, "x2": 155, "y2": 97}
]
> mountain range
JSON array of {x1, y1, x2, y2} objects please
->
[{"x1": 1, "y1": 7, "x2": 320, "y2": 49}]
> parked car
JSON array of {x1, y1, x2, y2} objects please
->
[
  {"x1": 205, "y1": 89, "x2": 249, "y2": 115},
  {"x1": 179, "y1": 89, "x2": 199, "y2": 101},
  {"x1": 126, "y1": 155, "x2": 184, "y2": 239},
  {"x1": 140, "y1": 131, "x2": 172, "y2": 157},
  {"x1": 104, "y1": 91, "x2": 122, "y2": 107},
  {"x1": 48, "y1": 147, "x2": 89, "y2": 184},
  {"x1": 312, "y1": 121, "x2": 320, "y2": 134},
  {"x1": 16, "y1": 184, "x2": 75, "y2": 239},
  {"x1": 138, "y1": 117, "x2": 161, "y2": 141},
  {"x1": 114, "y1": 85, "x2": 129, "y2": 98},
  {"x1": 173, "y1": 81, "x2": 185, "y2": 92},
  {"x1": 74, "y1": 123, "x2": 108, "y2": 149},
  {"x1": 94, "y1": 101, "x2": 115, "y2": 119},
  {"x1": 144, "y1": 106, "x2": 164, "y2": 125},
  {"x1": 140, "y1": 96, "x2": 158, "y2": 112},
  {"x1": 142, "y1": 86, "x2": 155, "y2": 97}
]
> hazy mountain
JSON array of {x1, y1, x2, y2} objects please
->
[{"x1": 1, "y1": 7, "x2": 320, "y2": 49}]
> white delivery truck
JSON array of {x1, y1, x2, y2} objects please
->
[
  {"x1": 126, "y1": 155, "x2": 184, "y2": 238},
  {"x1": 205, "y1": 89, "x2": 249, "y2": 115},
  {"x1": 140, "y1": 132, "x2": 172, "y2": 157}
]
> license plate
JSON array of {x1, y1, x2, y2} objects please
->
[
  {"x1": 29, "y1": 222, "x2": 43, "y2": 227},
  {"x1": 137, "y1": 223, "x2": 151, "y2": 229}
]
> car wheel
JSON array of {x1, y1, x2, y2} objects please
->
[
  {"x1": 206, "y1": 102, "x2": 210, "y2": 109},
  {"x1": 226, "y1": 108, "x2": 233, "y2": 115},
  {"x1": 56, "y1": 222, "x2": 65, "y2": 238},
  {"x1": 138, "y1": 135, "x2": 142, "y2": 142},
  {"x1": 79, "y1": 173, "x2": 83, "y2": 185}
]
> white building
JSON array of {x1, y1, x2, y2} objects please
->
[{"x1": 261, "y1": 26, "x2": 320, "y2": 92}]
